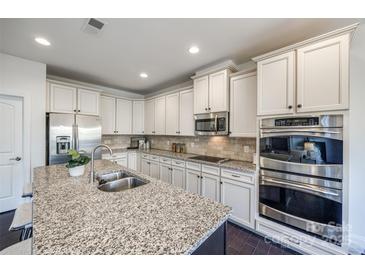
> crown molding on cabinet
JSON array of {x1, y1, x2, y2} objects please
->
[
  {"x1": 252, "y1": 23, "x2": 359, "y2": 62},
  {"x1": 191, "y1": 60, "x2": 239, "y2": 79}
]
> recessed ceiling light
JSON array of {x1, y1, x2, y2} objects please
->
[
  {"x1": 35, "y1": 37, "x2": 51, "y2": 46},
  {"x1": 189, "y1": 46, "x2": 199, "y2": 54},
  {"x1": 140, "y1": 72, "x2": 148, "y2": 78}
]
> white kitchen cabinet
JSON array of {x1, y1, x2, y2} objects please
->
[
  {"x1": 115, "y1": 154, "x2": 128, "y2": 167},
  {"x1": 127, "y1": 152, "x2": 137, "y2": 171},
  {"x1": 77, "y1": 88, "x2": 100, "y2": 116},
  {"x1": 154, "y1": 96, "x2": 166, "y2": 135},
  {"x1": 141, "y1": 159, "x2": 150, "y2": 176},
  {"x1": 165, "y1": 93, "x2": 180, "y2": 135},
  {"x1": 171, "y1": 166, "x2": 185, "y2": 189},
  {"x1": 185, "y1": 169, "x2": 201, "y2": 195},
  {"x1": 100, "y1": 96, "x2": 116, "y2": 134},
  {"x1": 144, "y1": 99, "x2": 155, "y2": 134},
  {"x1": 133, "y1": 101, "x2": 145, "y2": 134},
  {"x1": 296, "y1": 34, "x2": 349, "y2": 112},
  {"x1": 49, "y1": 83, "x2": 77, "y2": 113},
  {"x1": 201, "y1": 173, "x2": 220, "y2": 202},
  {"x1": 179, "y1": 89, "x2": 194, "y2": 136},
  {"x1": 221, "y1": 177, "x2": 254, "y2": 229},
  {"x1": 230, "y1": 72, "x2": 257, "y2": 137},
  {"x1": 193, "y1": 75, "x2": 209, "y2": 114},
  {"x1": 208, "y1": 70, "x2": 229, "y2": 112},
  {"x1": 150, "y1": 160, "x2": 160, "y2": 179},
  {"x1": 257, "y1": 51, "x2": 295, "y2": 116},
  {"x1": 116, "y1": 98, "x2": 132, "y2": 134},
  {"x1": 160, "y1": 163, "x2": 172, "y2": 183}
]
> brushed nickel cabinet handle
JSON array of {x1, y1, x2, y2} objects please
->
[{"x1": 9, "y1": 157, "x2": 22, "y2": 161}]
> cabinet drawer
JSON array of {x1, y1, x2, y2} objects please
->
[
  {"x1": 202, "y1": 164, "x2": 220, "y2": 176},
  {"x1": 221, "y1": 168, "x2": 254, "y2": 184},
  {"x1": 172, "y1": 159, "x2": 185, "y2": 168},
  {"x1": 141, "y1": 153, "x2": 150, "y2": 159},
  {"x1": 150, "y1": 155, "x2": 160, "y2": 162},
  {"x1": 160, "y1": 157, "x2": 172, "y2": 164},
  {"x1": 186, "y1": 161, "x2": 201, "y2": 171}
]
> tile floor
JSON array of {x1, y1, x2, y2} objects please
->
[{"x1": 0, "y1": 210, "x2": 21, "y2": 251}]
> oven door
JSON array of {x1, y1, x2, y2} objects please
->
[{"x1": 259, "y1": 176, "x2": 342, "y2": 244}]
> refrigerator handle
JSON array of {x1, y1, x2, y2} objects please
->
[{"x1": 74, "y1": 124, "x2": 79, "y2": 151}]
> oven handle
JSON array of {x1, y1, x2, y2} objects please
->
[
  {"x1": 260, "y1": 177, "x2": 342, "y2": 203},
  {"x1": 260, "y1": 129, "x2": 342, "y2": 139}
]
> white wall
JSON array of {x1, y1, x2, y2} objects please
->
[
  {"x1": 349, "y1": 20, "x2": 365, "y2": 254},
  {"x1": 0, "y1": 53, "x2": 47, "y2": 179}
]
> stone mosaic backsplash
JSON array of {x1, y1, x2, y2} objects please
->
[{"x1": 102, "y1": 135, "x2": 256, "y2": 162}]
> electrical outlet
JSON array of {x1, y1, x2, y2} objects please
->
[
  {"x1": 243, "y1": 145, "x2": 250, "y2": 153},
  {"x1": 104, "y1": 139, "x2": 111, "y2": 145}
]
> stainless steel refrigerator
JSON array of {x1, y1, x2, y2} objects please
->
[{"x1": 46, "y1": 113, "x2": 102, "y2": 165}]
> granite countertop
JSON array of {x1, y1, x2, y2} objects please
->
[
  {"x1": 104, "y1": 148, "x2": 256, "y2": 174},
  {"x1": 33, "y1": 160, "x2": 231, "y2": 255}
]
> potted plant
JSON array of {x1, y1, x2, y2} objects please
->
[{"x1": 66, "y1": 149, "x2": 90, "y2": 177}]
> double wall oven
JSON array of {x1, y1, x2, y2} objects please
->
[{"x1": 259, "y1": 115, "x2": 343, "y2": 245}]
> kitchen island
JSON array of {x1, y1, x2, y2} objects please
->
[{"x1": 32, "y1": 160, "x2": 231, "y2": 255}]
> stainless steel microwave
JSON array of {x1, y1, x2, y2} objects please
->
[{"x1": 194, "y1": 112, "x2": 229, "y2": 136}]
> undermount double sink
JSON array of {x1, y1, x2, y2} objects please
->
[{"x1": 96, "y1": 171, "x2": 147, "y2": 192}]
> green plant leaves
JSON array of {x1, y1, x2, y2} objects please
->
[{"x1": 66, "y1": 150, "x2": 90, "y2": 168}]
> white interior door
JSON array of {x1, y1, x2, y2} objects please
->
[{"x1": 0, "y1": 95, "x2": 24, "y2": 213}]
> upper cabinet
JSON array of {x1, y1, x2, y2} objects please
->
[
  {"x1": 193, "y1": 69, "x2": 230, "y2": 114},
  {"x1": 166, "y1": 93, "x2": 180, "y2": 135},
  {"x1": 116, "y1": 98, "x2": 132, "y2": 134},
  {"x1": 230, "y1": 72, "x2": 257, "y2": 137},
  {"x1": 257, "y1": 52, "x2": 295, "y2": 116},
  {"x1": 49, "y1": 83, "x2": 77, "y2": 114},
  {"x1": 296, "y1": 34, "x2": 349, "y2": 113},
  {"x1": 179, "y1": 89, "x2": 194, "y2": 136},
  {"x1": 48, "y1": 82, "x2": 100, "y2": 116},
  {"x1": 144, "y1": 99, "x2": 155, "y2": 135},
  {"x1": 133, "y1": 101, "x2": 144, "y2": 134},
  {"x1": 154, "y1": 96, "x2": 166, "y2": 135},
  {"x1": 255, "y1": 32, "x2": 352, "y2": 116},
  {"x1": 100, "y1": 96, "x2": 116, "y2": 135}
]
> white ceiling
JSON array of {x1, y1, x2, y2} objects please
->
[{"x1": 0, "y1": 18, "x2": 359, "y2": 94}]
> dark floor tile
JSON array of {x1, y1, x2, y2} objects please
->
[
  {"x1": 0, "y1": 210, "x2": 21, "y2": 251},
  {"x1": 238, "y1": 244, "x2": 256, "y2": 255},
  {"x1": 268, "y1": 245, "x2": 283, "y2": 255},
  {"x1": 246, "y1": 233, "x2": 260, "y2": 247},
  {"x1": 227, "y1": 246, "x2": 241, "y2": 255}
]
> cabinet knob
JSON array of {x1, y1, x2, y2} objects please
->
[
  {"x1": 205, "y1": 108, "x2": 207, "y2": 111},
  {"x1": 297, "y1": 104, "x2": 302, "y2": 108},
  {"x1": 288, "y1": 105, "x2": 292, "y2": 109}
]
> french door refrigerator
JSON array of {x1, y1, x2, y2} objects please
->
[{"x1": 46, "y1": 113, "x2": 102, "y2": 165}]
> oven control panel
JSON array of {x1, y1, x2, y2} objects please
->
[{"x1": 274, "y1": 117, "x2": 319, "y2": 127}]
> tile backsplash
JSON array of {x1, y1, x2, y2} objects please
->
[{"x1": 102, "y1": 135, "x2": 256, "y2": 162}]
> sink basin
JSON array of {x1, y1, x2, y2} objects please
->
[
  {"x1": 96, "y1": 171, "x2": 130, "y2": 184},
  {"x1": 97, "y1": 177, "x2": 147, "y2": 192}
]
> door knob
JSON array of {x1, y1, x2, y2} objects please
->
[{"x1": 9, "y1": 157, "x2": 22, "y2": 161}]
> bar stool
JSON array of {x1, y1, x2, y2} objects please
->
[
  {"x1": 9, "y1": 201, "x2": 33, "y2": 241},
  {"x1": 22, "y1": 183, "x2": 33, "y2": 198},
  {"x1": 0, "y1": 238, "x2": 32, "y2": 255}
]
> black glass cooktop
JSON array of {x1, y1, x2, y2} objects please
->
[{"x1": 188, "y1": 155, "x2": 228, "y2": 163}]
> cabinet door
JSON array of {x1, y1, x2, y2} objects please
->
[
  {"x1": 179, "y1": 89, "x2": 194, "y2": 136},
  {"x1": 257, "y1": 51, "x2": 295, "y2": 115},
  {"x1": 160, "y1": 164, "x2": 172, "y2": 183},
  {"x1": 49, "y1": 83, "x2": 77, "y2": 113},
  {"x1": 221, "y1": 178, "x2": 254, "y2": 228},
  {"x1": 209, "y1": 70, "x2": 229, "y2": 112},
  {"x1": 154, "y1": 96, "x2": 166, "y2": 135},
  {"x1": 116, "y1": 98, "x2": 132, "y2": 134},
  {"x1": 230, "y1": 72, "x2": 257, "y2": 137},
  {"x1": 172, "y1": 166, "x2": 185, "y2": 189},
  {"x1": 128, "y1": 152, "x2": 137, "y2": 171},
  {"x1": 186, "y1": 169, "x2": 201, "y2": 195},
  {"x1": 100, "y1": 96, "x2": 116, "y2": 135},
  {"x1": 201, "y1": 173, "x2": 220, "y2": 202},
  {"x1": 141, "y1": 159, "x2": 150, "y2": 176},
  {"x1": 144, "y1": 99, "x2": 155, "y2": 134},
  {"x1": 150, "y1": 161, "x2": 160, "y2": 179},
  {"x1": 116, "y1": 156, "x2": 128, "y2": 167},
  {"x1": 77, "y1": 88, "x2": 100, "y2": 116},
  {"x1": 297, "y1": 34, "x2": 349, "y2": 112},
  {"x1": 132, "y1": 101, "x2": 145, "y2": 134},
  {"x1": 194, "y1": 76, "x2": 209, "y2": 114},
  {"x1": 165, "y1": 93, "x2": 180, "y2": 135}
]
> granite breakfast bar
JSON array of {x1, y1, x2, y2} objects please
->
[{"x1": 32, "y1": 160, "x2": 231, "y2": 255}]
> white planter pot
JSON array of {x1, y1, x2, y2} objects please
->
[{"x1": 68, "y1": 165, "x2": 85, "y2": 177}]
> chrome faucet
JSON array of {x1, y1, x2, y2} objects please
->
[{"x1": 90, "y1": 144, "x2": 113, "y2": 183}]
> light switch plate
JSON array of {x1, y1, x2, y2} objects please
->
[{"x1": 243, "y1": 145, "x2": 250, "y2": 153}]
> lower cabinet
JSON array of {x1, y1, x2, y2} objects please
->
[
  {"x1": 141, "y1": 159, "x2": 150, "y2": 176},
  {"x1": 150, "y1": 161, "x2": 160, "y2": 179},
  {"x1": 127, "y1": 152, "x2": 137, "y2": 171},
  {"x1": 221, "y1": 177, "x2": 255, "y2": 229},
  {"x1": 160, "y1": 163, "x2": 172, "y2": 183},
  {"x1": 171, "y1": 166, "x2": 185, "y2": 189},
  {"x1": 115, "y1": 156, "x2": 128, "y2": 167},
  {"x1": 186, "y1": 169, "x2": 201, "y2": 195},
  {"x1": 201, "y1": 173, "x2": 220, "y2": 202}
]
